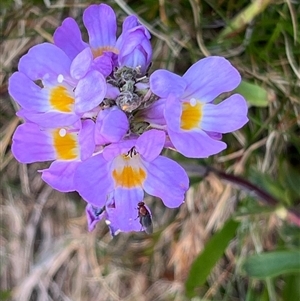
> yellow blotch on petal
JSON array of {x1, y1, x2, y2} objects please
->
[
  {"x1": 53, "y1": 130, "x2": 78, "y2": 160},
  {"x1": 50, "y1": 86, "x2": 74, "y2": 112},
  {"x1": 92, "y1": 46, "x2": 119, "y2": 58},
  {"x1": 180, "y1": 101, "x2": 203, "y2": 130},
  {"x1": 112, "y1": 166, "x2": 146, "y2": 188}
]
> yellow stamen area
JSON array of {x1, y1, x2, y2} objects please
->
[
  {"x1": 112, "y1": 163, "x2": 146, "y2": 188},
  {"x1": 50, "y1": 86, "x2": 74, "y2": 112},
  {"x1": 53, "y1": 130, "x2": 78, "y2": 160},
  {"x1": 92, "y1": 46, "x2": 120, "y2": 58},
  {"x1": 180, "y1": 101, "x2": 203, "y2": 130}
]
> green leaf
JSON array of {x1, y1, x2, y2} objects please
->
[
  {"x1": 283, "y1": 274, "x2": 300, "y2": 301},
  {"x1": 234, "y1": 80, "x2": 269, "y2": 107},
  {"x1": 185, "y1": 219, "x2": 240, "y2": 298},
  {"x1": 242, "y1": 250, "x2": 300, "y2": 279}
]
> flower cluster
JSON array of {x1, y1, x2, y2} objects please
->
[{"x1": 9, "y1": 4, "x2": 248, "y2": 235}]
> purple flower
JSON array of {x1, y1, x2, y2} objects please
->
[
  {"x1": 8, "y1": 43, "x2": 107, "y2": 128},
  {"x1": 12, "y1": 120, "x2": 95, "y2": 192},
  {"x1": 54, "y1": 4, "x2": 152, "y2": 75},
  {"x1": 74, "y1": 129, "x2": 189, "y2": 211},
  {"x1": 150, "y1": 56, "x2": 248, "y2": 158},
  {"x1": 8, "y1": 3, "x2": 250, "y2": 235},
  {"x1": 116, "y1": 16, "x2": 152, "y2": 74}
]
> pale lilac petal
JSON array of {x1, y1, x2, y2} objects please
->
[
  {"x1": 136, "y1": 129, "x2": 165, "y2": 161},
  {"x1": 114, "y1": 187, "x2": 144, "y2": 209},
  {"x1": 74, "y1": 70, "x2": 106, "y2": 114},
  {"x1": 18, "y1": 43, "x2": 71, "y2": 83},
  {"x1": 74, "y1": 154, "x2": 113, "y2": 207},
  {"x1": 183, "y1": 56, "x2": 241, "y2": 102},
  {"x1": 150, "y1": 70, "x2": 186, "y2": 98},
  {"x1": 83, "y1": 4, "x2": 117, "y2": 51},
  {"x1": 201, "y1": 94, "x2": 248, "y2": 133},
  {"x1": 143, "y1": 156, "x2": 189, "y2": 208},
  {"x1": 17, "y1": 109, "x2": 79, "y2": 128},
  {"x1": 95, "y1": 106, "x2": 129, "y2": 145},
  {"x1": 12, "y1": 123, "x2": 55, "y2": 163},
  {"x1": 79, "y1": 120, "x2": 95, "y2": 161},
  {"x1": 53, "y1": 17, "x2": 88, "y2": 60},
  {"x1": 70, "y1": 48, "x2": 93, "y2": 80},
  {"x1": 41, "y1": 160, "x2": 81, "y2": 192},
  {"x1": 168, "y1": 128, "x2": 227, "y2": 158},
  {"x1": 9, "y1": 72, "x2": 50, "y2": 111}
]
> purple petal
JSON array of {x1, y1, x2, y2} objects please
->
[
  {"x1": 83, "y1": 4, "x2": 117, "y2": 55},
  {"x1": 95, "y1": 106, "x2": 129, "y2": 145},
  {"x1": 201, "y1": 94, "x2": 248, "y2": 133},
  {"x1": 118, "y1": 28, "x2": 152, "y2": 74},
  {"x1": 9, "y1": 72, "x2": 50, "y2": 111},
  {"x1": 150, "y1": 70, "x2": 186, "y2": 98},
  {"x1": 12, "y1": 123, "x2": 55, "y2": 163},
  {"x1": 114, "y1": 187, "x2": 144, "y2": 209},
  {"x1": 53, "y1": 17, "x2": 88, "y2": 60},
  {"x1": 41, "y1": 160, "x2": 81, "y2": 192},
  {"x1": 17, "y1": 109, "x2": 79, "y2": 128},
  {"x1": 106, "y1": 196, "x2": 142, "y2": 232},
  {"x1": 93, "y1": 54, "x2": 113, "y2": 77},
  {"x1": 136, "y1": 129, "x2": 165, "y2": 161},
  {"x1": 74, "y1": 154, "x2": 112, "y2": 206},
  {"x1": 136, "y1": 98, "x2": 166, "y2": 126},
  {"x1": 143, "y1": 156, "x2": 189, "y2": 208},
  {"x1": 79, "y1": 119, "x2": 95, "y2": 161},
  {"x1": 18, "y1": 43, "x2": 71, "y2": 83},
  {"x1": 85, "y1": 203, "x2": 106, "y2": 232},
  {"x1": 121, "y1": 15, "x2": 140, "y2": 33},
  {"x1": 205, "y1": 131, "x2": 223, "y2": 140},
  {"x1": 168, "y1": 127, "x2": 227, "y2": 158},
  {"x1": 74, "y1": 70, "x2": 106, "y2": 114},
  {"x1": 105, "y1": 83, "x2": 120, "y2": 99},
  {"x1": 70, "y1": 48, "x2": 93, "y2": 80},
  {"x1": 183, "y1": 56, "x2": 241, "y2": 102},
  {"x1": 103, "y1": 140, "x2": 136, "y2": 161},
  {"x1": 164, "y1": 94, "x2": 182, "y2": 131}
]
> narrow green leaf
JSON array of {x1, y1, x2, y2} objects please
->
[
  {"x1": 217, "y1": 0, "x2": 272, "y2": 39},
  {"x1": 234, "y1": 80, "x2": 269, "y2": 107},
  {"x1": 283, "y1": 274, "x2": 300, "y2": 301},
  {"x1": 242, "y1": 251, "x2": 300, "y2": 279},
  {"x1": 185, "y1": 219, "x2": 240, "y2": 298}
]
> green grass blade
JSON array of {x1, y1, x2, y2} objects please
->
[
  {"x1": 242, "y1": 250, "x2": 300, "y2": 279},
  {"x1": 185, "y1": 219, "x2": 240, "y2": 298},
  {"x1": 234, "y1": 80, "x2": 269, "y2": 107}
]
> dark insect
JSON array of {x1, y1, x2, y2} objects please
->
[{"x1": 137, "y1": 202, "x2": 153, "y2": 234}]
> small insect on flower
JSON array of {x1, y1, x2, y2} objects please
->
[{"x1": 137, "y1": 201, "x2": 153, "y2": 234}]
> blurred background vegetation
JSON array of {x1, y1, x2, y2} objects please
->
[{"x1": 0, "y1": 0, "x2": 299, "y2": 300}]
